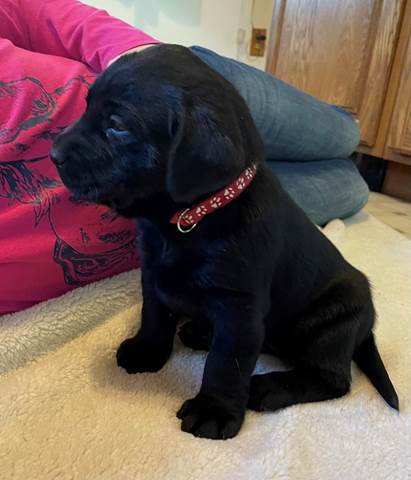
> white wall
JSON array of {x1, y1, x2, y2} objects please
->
[
  {"x1": 237, "y1": 0, "x2": 274, "y2": 70},
  {"x1": 83, "y1": 0, "x2": 273, "y2": 70}
]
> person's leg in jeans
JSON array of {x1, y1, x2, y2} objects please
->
[
  {"x1": 268, "y1": 159, "x2": 369, "y2": 225},
  {"x1": 190, "y1": 46, "x2": 360, "y2": 161},
  {"x1": 190, "y1": 46, "x2": 368, "y2": 224}
]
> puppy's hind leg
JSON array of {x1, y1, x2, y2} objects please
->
[
  {"x1": 178, "y1": 319, "x2": 212, "y2": 351},
  {"x1": 248, "y1": 311, "x2": 399, "y2": 412},
  {"x1": 249, "y1": 285, "x2": 358, "y2": 412},
  {"x1": 248, "y1": 367, "x2": 351, "y2": 412}
]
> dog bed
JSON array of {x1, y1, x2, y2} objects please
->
[{"x1": 1, "y1": 212, "x2": 410, "y2": 480}]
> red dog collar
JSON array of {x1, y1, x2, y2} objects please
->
[{"x1": 170, "y1": 164, "x2": 258, "y2": 233}]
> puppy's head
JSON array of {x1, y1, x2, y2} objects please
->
[{"x1": 51, "y1": 45, "x2": 263, "y2": 215}]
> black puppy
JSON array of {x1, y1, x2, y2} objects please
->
[{"x1": 51, "y1": 45, "x2": 398, "y2": 440}]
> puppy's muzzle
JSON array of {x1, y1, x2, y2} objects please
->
[{"x1": 50, "y1": 122, "x2": 84, "y2": 168}]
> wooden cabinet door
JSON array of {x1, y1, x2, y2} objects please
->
[
  {"x1": 385, "y1": 7, "x2": 411, "y2": 165},
  {"x1": 267, "y1": 0, "x2": 404, "y2": 151}
]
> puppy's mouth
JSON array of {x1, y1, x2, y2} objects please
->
[
  {"x1": 59, "y1": 175, "x2": 105, "y2": 204},
  {"x1": 70, "y1": 184, "x2": 100, "y2": 203},
  {"x1": 57, "y1": 169, "x2": 95, "y2": 200},
  {"x1": 70, "y1": 185, "x2": 132, "y2": 210}
]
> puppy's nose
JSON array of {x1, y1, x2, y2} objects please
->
[{"x1": 50, "y1": 145, "x2": 65, "y2": 166}]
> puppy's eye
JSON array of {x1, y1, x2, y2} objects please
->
[{"x1": 108, "y1": 115, "x2": 127, "y2": 132}]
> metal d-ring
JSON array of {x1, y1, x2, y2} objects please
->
[{"x1": 176, "y1": 208, "x2": 197, "y2": 233}]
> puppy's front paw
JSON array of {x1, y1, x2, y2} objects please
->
[
  {"x1": 116, "y1": 337, "x2": 172, "y2": 374},
  {"x1": 177, "y1": 393, "x2": 244, "y2": 440}
]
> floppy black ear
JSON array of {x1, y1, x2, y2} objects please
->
[{"x1": 166, "y1": 100, "x2": 247, "y2": 204}]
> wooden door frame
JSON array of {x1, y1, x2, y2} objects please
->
[{"x1": 265, "y1": 0, "x2": 287, "y2": 75}]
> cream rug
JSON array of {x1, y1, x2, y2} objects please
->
[{"x1": 1, "y1": 212, "x2": 410, "y2": 480}]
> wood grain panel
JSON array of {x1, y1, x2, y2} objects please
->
[
  {"x1": 267, "y1": 0, "x2": 404, "y2": 148},
  {"x1": 362, "y1": 0, "x2": 411, "y2": 159},
  {"x1": 357, "y1": 0, "x2": 404, "y2": 147},
  {"x1": 385, "y1": 19, "x2": 411, "y2": 160}
]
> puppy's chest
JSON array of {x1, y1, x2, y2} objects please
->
[{"x1": 140, "y1": 231, "x2": 204, "y2": 314}]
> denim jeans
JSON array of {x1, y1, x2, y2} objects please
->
[{"x1": 190, "y1": 46, "x2": 368, "y2": 225}]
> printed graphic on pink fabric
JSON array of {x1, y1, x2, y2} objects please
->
[
  {"x1": 0, "y1": 76, "x2": 137, "y2": 286},
  {"x1": 0, "y1": 76, "x2": 93, "y2": 146}
]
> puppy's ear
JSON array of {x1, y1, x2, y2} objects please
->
[{"x1": 166, "y1": 101, "x2": 246, "y2": 204}]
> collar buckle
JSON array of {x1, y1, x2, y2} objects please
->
[{"x1": 176, "y1": 208, "x2": 197, "y2": 233}]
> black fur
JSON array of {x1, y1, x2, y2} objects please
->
[{"x1": 51, "y1": 45, "x2": 398, "y2": 440}]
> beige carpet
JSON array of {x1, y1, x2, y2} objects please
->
[{"x1": 1, "y1": 212, "x2": 410, "y2": 480}]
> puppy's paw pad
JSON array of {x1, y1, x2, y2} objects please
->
[
  {"x1": 116, "y1": 337, "x2": 170, "y2": 374},
  {"x1": 177, "y1": 394, "x2": 244, "y2": 439}
]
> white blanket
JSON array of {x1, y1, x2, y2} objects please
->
[{"x1": 1, "y1": 212, "x2": 410, "y2": 480}]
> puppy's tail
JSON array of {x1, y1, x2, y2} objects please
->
[{"x1": 353, "y1": 334, "x2": 399, "y2": 411}]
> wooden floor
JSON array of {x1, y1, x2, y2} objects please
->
[{"x1": 364, "y1": 192, "x2": 411, "y2": 239}]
